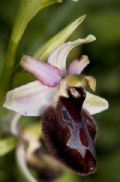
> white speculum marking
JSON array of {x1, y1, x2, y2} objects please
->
[{"x1": 62, "y1": 106, "x2": 95, "y2": 158}]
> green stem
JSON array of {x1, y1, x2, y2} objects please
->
[{"x1": 0, "y1": 39, "x2": 18, "y2": 104}]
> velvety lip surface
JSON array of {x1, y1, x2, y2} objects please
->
[{"x1": 43, "y1": 87, "x2": 97, "y2": 175}]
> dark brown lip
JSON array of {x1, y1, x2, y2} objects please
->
[{"x1": 43, "y1": 87, "x2": 97, "y2": 176}]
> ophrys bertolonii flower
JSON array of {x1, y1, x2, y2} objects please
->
[{"x1": 4, "y1": 34, "x2": 109, "y2": 175}]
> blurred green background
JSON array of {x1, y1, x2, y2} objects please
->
[{"x1": 0, "y1": 0, "x2": 120, "y2": 181}]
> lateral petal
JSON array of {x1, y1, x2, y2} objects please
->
[
  {"x1": 21, "y1": 55, "x2": 61, "y2": 87},
  {"x1": 3, "y1": 81, "x2": 57, "y2": 116},
  {"x1": 83, "y1": 91, "x2": 109, "y2": 115},
  {"x1": 68, "y1": 55, "x2": 90, "y2": 75}
]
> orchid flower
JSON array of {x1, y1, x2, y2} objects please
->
[
  {"x1": 3, "y1": 34, "x2": 109, "y2": 176},
  {"x1": 3, "y1": 34, "x2": 108, "y2": 117}
]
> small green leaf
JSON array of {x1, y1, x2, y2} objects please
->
[
  {"x1": 0, "y1": 137, "x2": 17, "y2": 156},
  {"x1": 34, "y1": 14, "x2": 86, "y2": 60}
]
